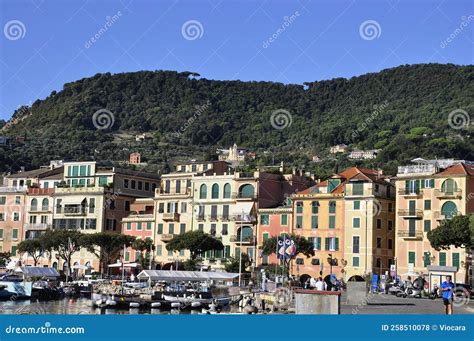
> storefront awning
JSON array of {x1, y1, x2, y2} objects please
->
[
  {"x1": 137, "y1": 270, "x2": 239, "y2": 282},
  {"x1": 60, "y1": 196, "x2": 86, "y2": 205}
]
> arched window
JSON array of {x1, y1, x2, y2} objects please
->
[
  {"x1": 237, "y1": 226, "x2": 253, "y2": 241},
  {"x1": 52, "y1": 262, "x2": 58, "y2": 270},
  {"x1": 41, "y1": 198, "x2": 49, "y2": 211},
  {"x1": 441, "y1": 201, "x2": 457, "y2": 219},
  {"x1": 223, "y1": 183, "x2": 231, "y2": 198},
  {"x1": 199, "y1": 184, "x2": 207, "y2": 199},
  {"x1": 211, "y1": 184, "x2": 219, "y2": 199},
  {"x1": 30, "y1": 198, "x2": 38, "y2": 211},
  {"x1": 441, "y1": 179, "x2": 457, "y2": 194},
  {"x1": 239, "y1": 184, "x2": 255, "y2": 198}
]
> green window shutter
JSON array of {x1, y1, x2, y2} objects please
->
[
  {"x1": 353, "y1": 201, "x2": 360, "y2": 210},
  {"x1": 137, "y1": 223, "x2": 142, "y2": 230},
  {"x1": 405, "y1": 180, "x2": 409, "y2": 192},
  {"x1": 439, "y1": 252, "x2": 446, "y2": 266},
  {"x1": 415, "y1": 180, "x2": 420, "y2": 190},
  {"x1": 423, "y1": 252, "x2": 431, "y2": 267},
  {"x1": 125, "y1": 252, "x2": 130, "y2": 262},
  {"x1": 421, "y1": 180, "x2": 425, "y2": 189},
  {"x1": 335, "y1": 238, "x2": 339, "y2": 251},
  {"x1": 225, "y1": 245, "x2": 231, "y2": 258},
  {"x1": 263, "y1": 233, "x2": 269, "y2": 241},
  {"x1": 296, "y1": 216, "x2": 303, "y2": 229},
  {"x1": 311, "y1": 216, "x2": 318, "y2": 229},
  {"x1": 424, "y1": 200, "x2": 431, "y2": 210},
  {"x1": 156, "y1": 245, "x2": 162, "y2": 256},
  {"x1": 205, "y1": 250, "x2": 211, "y2": 258},
  {"x1": 281, "y1": 214, "x2": 288, "y2": 225},
  {"x1": 262, "y1": 255, "x2": 268, "y2": 265},
  {"x1": 353, "y1": 257, "x2": 359, "y2": 267},
  {"x1": 12, "y1": 229, "x2": 18, "y2": 239},
  {"x1": 0, "y1": 229, "x2": 3, "y2": 238},
  {"x1": 353, "y1": 218, "x2": 360, "y2": 228},
  {"x1": 452, "y1": 253, "x2": 460, "y2": 268},
  {"x1": 325, "y1": 238, "x2": 329, "y2": 250},
  {"x1": 329, "y1": 216, "x2": 336, "y2": 229},
  {"x1": 408, "y1": 251, "x2": 416, "y2": 265},
  {"x1": 423, "y1": 220, "x2": 431, "y2": 232},
  {"x1": 430, "y1": 179, "x2": 434, "y2": 188}
]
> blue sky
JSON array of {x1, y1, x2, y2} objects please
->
[{"x1": 0, "y1": 0, "x2": 473, "y2": 120}]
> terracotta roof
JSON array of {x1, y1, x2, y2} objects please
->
[{"x1": 436, "y1": 163, "x2": 474, "y2": 177}]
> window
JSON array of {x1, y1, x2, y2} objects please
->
[
  {"x1": 210, "y1": 224, "x2": 216, "y2": 236},
  {"x1": 352, "y1": 183, "x2": 364, "y2": 195},
  {"x1": 325, "y1": 237, "x2": 339, "y2": 251},
  {"x1": 156, "y1": 245, "x2": 162, "y2": 256},
  {"x1": 0, "y1": 213, "x2": 4, "y2": 221},
  {"x1": 424, "y1": 200, "x2": 431, "y2": 210},
  {"x1": 329, "y1": 216, "x2": 335, "y2": 229},
  {"x1": 376, "y1": 258, "x2": 381, "y2": 268},
  {"x1": 439, "y1": 252, "x2": 446, "y2": 266},
  {"x1": 296, "y1": 258, "x2": 304, "y2": 265},
  {"x1": 178, "y1": 223, "x2": 185, "y2": 234},
  {"x1": 131, "y1": 180, "x2": 136, "y2": 189},
  {"x1": 210, "y1": 205, "x2": 217, "y2": 220},
  {"x1": 222, "y1": 205, "x2": 229, "y2": 220},
  {"x1": 376, "y1": 237, "x2": 382, "y2": 249},
  {"x1": 388, "y1": 220, "x2": 393, "y2": 230},
  {"x1": 311, "y1": 258, "x2": 320, "y2": 266},
  {"x1": 441, "y1": 179, "x2": 457, "y2": 194},
  {"x1": 441, "y1": 201, "x2": 457, "y2": 219},
  {"x1": 311, "y1": 216, "x2": 318, "y2": 229},
  {"x1": 138, "y1": 181, "x2": 143, "y2": 190},
  {"x1": 124, "y1": 179, "x2": 129, "y2": 188},
  {"x1": 41, "y1": 216, "x2": 47, "y2": 224},
  {"x1": 353, "y1": 201, "x2": 360, "y2": 210},
  {"x1": 0, "y1": 229, "x2": 3, "y2": 238},
  {"x1": 158, "y1": 203, "x2": 164, "y2": 213},
  {"x1": 0, "y1": 196, "x2": 5, "y2": 205},
  {"x1": 211, "y1": 184, "x2": 219, "y2": 199},
  {"x1": 125, "y1": 201, "x2": 130, "y2": 211},
  {"x1": 181, "y1": 202, "x2": 187, "y2": 213},
  {"x1": 157, "y1": 223, "x2": 163, "y2": 234},
  {"x1": 168, "y1": 249, "x2": 173, "y2": 256},
  {"x1": 175, "y1": 180, "x2": 181, "y2": 194},
  {"x1": 452, "y1": 253, "x2": 460, "y2": 268},
  {"x1": 41, "y1": 198, "x2": 49, "y2": 211},
  {"x1": 311, "y1": 201, "x2": 319, "y2": 214},
  {"x1": 239, "y1": 184, "x2": 254, "y2": 198},
  {"x1": 408, "y1": 251, "x2": 416, "y2": 266},
  {"x1": 199, "y1": 184, "x2": 207, "y2": 199},
  {"x1": 89, "y1": 198, "x2": 95, "y2": 213},
  {"x1": 353, "y1": 236, "x2": 360, "y2": 253},
  {"x1": 198, "y1": 224, "x2": 204, "y2": 232},
  {"x1": 353, "y1": 257, "x2": 360, "y2": 267},
  {"x1": 376, "y1": 219, "x2": 382, "y2": 229},
  {"x1": 281, "y1": 214, "x2": 288, "y2": 225},
  {"x1": 15, "y1": 196, "x2": 20, "y2": 204},
  {"x1": 329, "y1": 201, "x2": 336, "y2": 214},
  {"x1": 296, "y1": 216, "x2": 303, "y2": 229},
  {"x1": 30, "y1": 216, "x2": 37, "y2": 224},
  {"x1": 12, "y1": 229, "x2": 18, "y2": 239},
  {"x1": 222, "y1": 224, "x2": 228, "y2": 235},
  {"x1": 388, "y1": 203, "x2": 393, "y2": 212},
  {"x1": 314, "y1": 237, "x2": 321, "y2": 250},
  {"x1": 99, "y1": 176, "x2": 108, "y2": 186},
  {"x1": 146, "y1": 222, "x2": 152, "y2": 230},
  {"x1": 168, "y1": 224, "x2": 174, "y2": 234},
  {"x1": 296, "y1": 202, "x2": 303, "y2": 214},
  {"x1": 145, "y1": 182, "x2": 150, "y2": 191},
  {"x1": 13, "y1": 212, "x2": 19, "y2": 221},
  {"x1": 260, "y1": 214, "x2": 269, "y2": 225},
  {"x1": 126, "y1": 222, "x2": 132, "y2": 231},
  {"x1": 424, "y1": 220, "x2": 431, "y2": 232},
  {"x1": 11, "y1": 245, "x2": 17, "y2": 256},
  {"x1": 423, "y1": 252, "x2": 431, "y2": 267},
  {"x1": 422, "y1": 179, "x2": 434, "y2": 188},
  {"x1": 223, "y1": 183, "x2": 231, "y2": 198},
  {"x1": 353, "y1": 217, "x2": 360, "y2": 228},
  {"x1": 31, "y1": 198, "x2": 38, "y2": 211},
  {"x1": 388, "y1": 239, "x2": 393, "y2": 249}
]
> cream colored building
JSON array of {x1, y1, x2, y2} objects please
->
[{"x1": 395, "y1": 159, "x2": 473, "y2": 284}]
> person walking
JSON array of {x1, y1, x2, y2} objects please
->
[
  {"x1": 440, "y1": 275, "x2": 455, "y2": 315},
  {"x1": 315, "y1": 277, "x2": 325, "y2": 291}
]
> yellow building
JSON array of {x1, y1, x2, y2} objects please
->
[
  {"x1": 395, "y1": 160, "x2": 474, "y2": 284},
  {"x1": 290, "y1": 167, "x2": 395, "y2": 283}
]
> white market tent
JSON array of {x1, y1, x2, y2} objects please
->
[
  {"x1": 15, "y1": 267, "x2": 60, "y2": 279},
  {"x1": 108, "y1": 262, "x2": 139, "y2": 268},
  {"x1": 137, "y1": 270, "x2": 239, "y2": 282}
]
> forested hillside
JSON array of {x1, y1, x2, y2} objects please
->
[{"x1": 1, "y1": 63, "x2": 473, "y2": 176}]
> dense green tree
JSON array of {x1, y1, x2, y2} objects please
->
[
  {"x1": 132, "y1": 237, "x2": 154, "y2": 269},
  {"x1": 166, "y1": 231, "x2": 223, "y2": 260},
  {"x1": 224, "y1": 253, "x2": 251, "y2": 273},
  {"x1": 17, "y1": 239, "x2": 45, "y2": 266},
  {"x1": 81, "y1": 233, "x2": 136, "y2": 274},
  {"x1": 427, "y1": 215, "x2": 473, "y2": 250},
  {"x1": 40, "y1": 230, "x2": 83, "y2": 277}
]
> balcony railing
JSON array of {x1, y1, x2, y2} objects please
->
[
  {"x1": 0, "y1": 186, "x2": 28, "y2": 193},
  {"x1": 231, "y1": 192, "x2": 257, "y2": 200},
  {"x1": 398, "y1": 209, "x2": 423, "y2": 218},
  {"x1": 397, "y1": 164, "x2": 436, "y2": 177},
  {"x1": 24, "y1": 223, "x2": 52, "y2": 230},
  {"x1": 207, "y1": 215, "x2": 219, "y2": 222},
  {"x1": 397, "y1": 230, "x2": 424, "y2": 240},
  {"x1": 162, "y1": 213, "x2": 180, "y2": 221},
  {"x1": 63, "y1": 206, "x2": 86, "y2": 215},
  {"x1": 434, "y1": 189, "x2": 462, "y2": 199},
  {"x1": 230, "y1": 235, "x2": 256, "y2": 244},
  {"x1": 398, "y1": 189, "x2": 423, "y2": 196},
  {"x1": 161, "y1": 234, "x2": 175, "y2": 242},
  {"x1": 230, "y1": 214, "x2": 256, "y2": 222}
]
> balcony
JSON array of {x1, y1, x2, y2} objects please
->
[
  {"x1": 230, "y1": 214, "x2": 256, "y2": 223},
  {"x1": 397, "y1": 164, "x2": 437, "y2": 177},
  {"x1": 63, "y1": 206, "x2": 86, "y2": 215},
  {"x1": 230, "y1": 235, "x2": 256, "y2": 244},
  {"x1": 28, "y1": 207, "x2": 51, "y2": 213},
  {"x1": 231, "y1": 192, "x2": 257, "y2": 200},
  {"x1": 398, "y1": 209, "x2": 423, "y2": 218},
  {"x1": 197, "y1": 215, "x2": 205, "y2": 222},
  {"x1": 0, "y1": 186, "x2": 27, "y2": 193},
  {"x1": 397, "y1": 230, "x2": 424, "y2": 240},
  {"x1": 161, "y1": 234, "x2": 175, "y2": 242},
  {"x1": 207, "y1": 215, "x2": 218, "y2": 222},
  {"x1": 433, "y1": 211, "x2": 457, "y2": 221},
  {"x1": 398, "y1": 189, "x2": 423, "y2": 197},
  {"x1": 220, "y1": 215, "x2": 230, "y2": 222},
  {"x1": 162, "y1": 212, "x2": 180, "y2": 222},
  {"x1": 434, "y1": 189, "x2": 462, "y2": 199},
  {"x1": 24, "y1": 223, "x2": 52, "y2": 230}
]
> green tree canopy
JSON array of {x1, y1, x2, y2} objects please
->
[
  {"x1": 224, "y1": 253, "x2": 251, "y2": 273},
  {"x1": 40, "y1": 230, "x2": 83, "y2": 276},
  {"x1": 427, "y1": 215, "x2": 474, "y2": 250},
  {"x1": 166, "y1": 231, "x2": 223, "y2": 260},
  {"x1": 81, "y1": 233, "x2": 136, "y2": 273},
  {"x1": 17, "y1": 239, "x2": 45, "y2": 266}
]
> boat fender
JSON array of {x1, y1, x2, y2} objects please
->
[
  {"x1": 191, "y1": 302, "x2": 201, "y2": 308},
  {"x1": 151, "y1": 302, "x2": 161, "y2": 308},
  {"x1": 129, "y1": 302, "x2": 140, "y2": 308},
  {"x1": 105, "y1": 299, "x2": 117, "y2": 306},
  {"x1": 171, "y1": 302, "x2": 181, "y2": 308}
]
